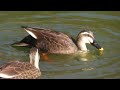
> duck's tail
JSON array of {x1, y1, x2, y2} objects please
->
[{"x1": 21, "y1": 26, "x2": 30, "y2": 28}]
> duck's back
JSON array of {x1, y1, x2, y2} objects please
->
[
  {"x1": 32, "y1": 28, "x2": 78, "y2": 54},
  {"x1": 0, "y1": 61, "x2": 41, "y2": 79}
]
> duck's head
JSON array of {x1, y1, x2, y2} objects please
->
[
  {"x1": 77, "y1": 30, "x2": 104, "y2": 51},
  {"x1": 29, "y1": 47, "x2": 40, "y2": 70}
]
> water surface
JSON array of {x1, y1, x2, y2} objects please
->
[{"x1": 0, "y1": 11, "x2": 120, "y2": 79}]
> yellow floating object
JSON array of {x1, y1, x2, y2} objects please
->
[{"x1": 99, "y1": 48, "x2": 104, "y2": 51}]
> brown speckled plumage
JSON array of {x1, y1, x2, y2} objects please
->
[
  {"x1": 12, "y1": 26, "x2": 103, "y2": 54},
  {"x1": 13, "y1": 26, "x2": 78, "y2": 54},
  {"x1": 0, "y1": 61, "x2": 41, "y2": 79},
  {"x1": 34, "y1": 28, "x2": 78, "y2": 54},
  {"x1": 0, "y1": 48, "x2": 41, "y2": 79}
]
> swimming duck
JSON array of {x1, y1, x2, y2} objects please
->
[
  {"x1": 12, "y1": 26, "x2": 103, "y2": 54},
  {"x1": 0, "y1": 47, "x2": 41, "y2": 79}
]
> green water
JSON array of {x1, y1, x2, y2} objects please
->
[{"x1": 0, "y1": 11, "x2": 120, "y2": 79}]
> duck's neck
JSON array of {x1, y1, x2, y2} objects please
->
[
  {"x1": 77, "y1": 40, "x2": 88, "y2": 51},
  {"x1": 30, "y1": 55, "x2": 40, "y2": 70},
  {"x1": 34, "y1": 53, "x2": 40, "y2": 70}
]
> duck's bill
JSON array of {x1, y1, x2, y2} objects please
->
[{"x1": 91, "y1": 40, "x2": 104, "y2": 51}]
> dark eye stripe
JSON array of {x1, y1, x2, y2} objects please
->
[{"x1": 84, "y1": 34, "x2": 94, "y2": 39}]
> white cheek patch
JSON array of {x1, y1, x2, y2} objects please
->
[
  {"x1": 82, "y1": 37, "x2": 93, "y2": 44},
  {"x1": 0, "y1": 73, "x2": 15, "y2": 78},
  {"x1": 25, "y1": 29, "x2": 37, "y2": 39},
  {"x1": 82, "y1": 37, "x2": 89, "y2": 44},
  {"x1": 88, "y1": 37, "x2": 93, "y2": 43}
]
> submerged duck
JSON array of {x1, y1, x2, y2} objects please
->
[
  {"x1": 0, "y1": 47, "x2": 41, "y2": 79},
  {"x1": 12, "y1": 26, "x2": 103, "y2": 54}
]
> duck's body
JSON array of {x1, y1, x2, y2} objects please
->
[
  {"x1": 12, "y1": 26, "x2": 103, "y2": 54},
  {"x1": 0, "y1": 47, "x2": 41, "y2": 79},
  {"x1": 0, "y1": 61, "x2": 40, "y2": 79}
]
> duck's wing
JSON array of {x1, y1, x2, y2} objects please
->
[
  {"x1": 0, "y1": 61, "x2": 34, "y2": 78},
  {"x1": 22, "y1": 26, "x2": 78, "y2": 54}
]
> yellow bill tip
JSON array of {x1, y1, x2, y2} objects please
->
[{"x1": 99, "y1": 48, "x2": 104, "y2": 51}]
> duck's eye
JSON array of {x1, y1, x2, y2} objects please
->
[
  {"x1": 86, "y1": 34, "x2": 90, "y2": 37},
  {"x1": 86, "y1": 34, "x2": 93, "y2": 39},
  {"x1": 83, "y1": 34, "x2": 91, "y2": 37}
]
